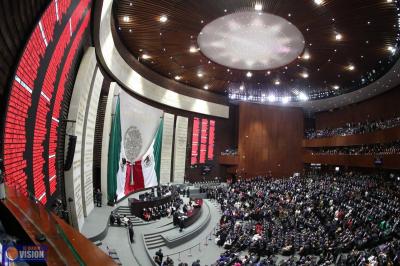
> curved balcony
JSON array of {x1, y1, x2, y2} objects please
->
[
  {"x1": 303, "y1": 126, "x2": 400, "y2": 148},
  {"x1": 303, "y1": 152, "x2": 400, "y2": 169}
]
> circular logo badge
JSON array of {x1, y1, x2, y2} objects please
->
[
  {"x1": 5, "y1": 247, "x2": 18, "y2": 261},
  {"x1": 124, "y1": 126, "x2": 142, "y2": 162}
]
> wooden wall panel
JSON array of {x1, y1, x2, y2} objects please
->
[
  {"x1": 303, "y1": 126, "x2": 400, "y2": 147},
  {"x1": 316, "y1": 87, "x2": 400, "y2": 130},
  {"x1": 238, "y1": 102, "x2": 304, "y2": 177}
]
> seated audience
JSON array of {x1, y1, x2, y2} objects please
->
[
  {"x1": 305, "y1": 115, "x2": 400, "y2": 139},
  {"x1": 209, "y1": 172, "x2": 400, "y2": 265}
]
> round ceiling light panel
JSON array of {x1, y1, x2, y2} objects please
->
[{"x1": 198, "y1": 11, "x2": 305, "y2": 70}]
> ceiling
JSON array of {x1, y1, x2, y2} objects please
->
[{"x1": 113, "y1": 0, "x2": 400, "y2": 104}]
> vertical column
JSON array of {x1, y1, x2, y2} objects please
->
[
  {"x1": 65, "y1": 47, "x2": 97, "y2": 230},
  {"x1": 160, "y1": 113, "x2": 175, "y2": 184},
  {"x1": 100, "y1": 82, "x2": 117, "y2": 204},
  {"x1": 81, "y1": 67, "x2": 104, "y2": 216},
  {"x1": 173, "y1": 116, "x2": 188, "y2": 184}
]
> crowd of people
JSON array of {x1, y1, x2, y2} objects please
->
[
  {"x1": 221, "y1": 148, "x2": 238, "y2": 156},
  {"x1": 139, "y1": 185, "x2": 174, "y2": 202},
  {"x1": 305, "y1": 116, "x2": 400, "y2": 139},
  {"x1": 210, "y1": 173, "x2": 400, "y2": 265},
  {"x1": 142, "y1": 192, "x2": 183, "y2": 221},
  {"x1": 310, "y1": 140, "x2": 400, "y2": 156}
]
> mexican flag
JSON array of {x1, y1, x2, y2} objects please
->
[{"x1": 107, "y1": 90, "x2": 163, "y2": 202}]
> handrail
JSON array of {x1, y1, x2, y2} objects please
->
[
  {"x1": 3, "y1": 183, "x2": 85, "y2": 264},
  {"x1": 164, "y1": 224, "x2": 219, "y2": 257}
]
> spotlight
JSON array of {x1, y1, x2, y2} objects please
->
[
  {"x1": 298, "y1": 92, "x2": 309, "y2": 101},
  {"x1": 246, "y1": 72, "x2": 253, "y2": 78},
  {"x1": 281, "y1": 96, "x2": 290, "y2": 104},
  {"x1": 142, "y1": 54, "x2": 151, "y2": 59},
  {"x1": 189, "y1": 46, "x2": 198, "y2": 53},
  {"x1": 254, "y1": 3, "x2": 263, "y2": 11},
  {"x1": 159, "y1": 15, "x2": 168, "y2": 23},
  {"x1": 268, "y1": 94, "x2": 276, "y2": 102}
]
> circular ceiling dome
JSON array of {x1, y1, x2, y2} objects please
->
[{"x1": 197, "y1": 11, "x2": 305, "y2": 71}]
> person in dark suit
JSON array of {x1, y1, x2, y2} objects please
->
[
  {"x1": 109, "y1": 212, "x2": 115, "y2": 225},
  {"x1": 128, "y1": 224, "x2": 134, "y2": 243},
  {"x1": 192, "y1": 259, "x2": 200, "y2": 266},
  {"x1": 95, "y1": 188, "x2": 102, "y2": 207},
  {"x1": 155, "y1": 249, "x2": 163, "y2": 263}
]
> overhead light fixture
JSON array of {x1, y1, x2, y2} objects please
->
[
  {"x1": 268, "y1": 94, "x2": 276, "y2": 102},
  {"x1": 174, "y1": 75, "x2": 182, "y2": 80},
  {"x1": 204, "y1": 85, "x2": 209, "y2": 90},
  {"x1": 281, "y1": 96, "x2": 290, "y2": 104},
  {"x1": 189, "y1": 46, "x2": 198, "y2": 53},
  {"x1": 142, "y1": 54, "x2": 151, "y2": 59},
  {"x1": 302, "y1": 52, "x2": 311, "y2": 60},
  {"x1": 314, "y1": 0, "x2": 324, "y2": 5},
  {"x1": 298, "y1": 92, "x2": 309, "y2": 101},
  {"x1": 333, "y1": 85, "x2": 340, "y2": 90},
  {"x1": 197, "y1": 72, "x2": 204, "y2": 78},
  {"x1": 246, "y1": 71, "x2": 253, "y2": 78},
  {"x1": 159, "y1": 15, "x2": 168, "y2": 23},
  {"x1": 335, "y1": 33, "x2": 343, "y2": 41},
  {"x1": 388, "y1": 46, "x2": 396, "y2": 54},
  {"x1": 301, "y1": 72, "x2": 309, "y2": 78},
  {"x1": 254, "y1": 3, "x2": 263, "y2": 11},
  {"x1": 274, "y1": 80, "x2": 280, "y2": 85},
  {"x1": 123, "y1": 16, "x2": 130, "y2": 22},
  {"x1": 239, "y1": 84, "x2": 244, "y2": 91},
  {"x1": 347, "y1": 64, "x2": 355, "y2": 71}
]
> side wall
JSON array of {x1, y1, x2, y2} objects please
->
[{"x1": 238, "y1": 102, "x2": 304, "y2": 177}]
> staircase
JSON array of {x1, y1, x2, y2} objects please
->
[
  {"x1": 144, "y1": 233, "x2": 166, "y2": 249},
  {"x1": 112, "y1": 206, "x2": 150, "y2": 226}
]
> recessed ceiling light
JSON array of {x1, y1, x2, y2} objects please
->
[
  {"x1": 335, "y1": 33, "x2": 343, "y2": 41},
  {"x1": 302, "y1": 52, "x2": 311, "y2": 60},
  {"x1": 189, "y1": 46, "x2": 198, "y2": 53},
  {"x1": 301, "y1": 72, "x2": 309, "y2": 78},
  {"x1": 347, "y1": 64, "x2": 355, "y2": 71},
  {"x1": 142, "y1": 54, "x2": 151, "y2": 59},
  {"x1": 159, "y1": 15, "x2": 168, "y2": 23},
  {"x1": 204, "y1": 85, "x2": 209, "y2": 90},
  {"x1": 174, "y1": 75, "x2": 182, "y2": 80},
  {"x1": 275, "y1": 80, "x2": 280, "y2": 85},
  {"x1": 314, "y1": 0, "x2": 324, "y2": 5},
  {"x1": 197, "y1": 72, "x2": 204, "y2": 78},
  {"x1": 246, "y1": 71, "x2": 253, "y2": 78},
  {"x1": 388, "y1": 46, "x2": 396, "y2": 54},
  {"x1": 254, "y1": 3, "x2": 263, "y2": 11},
  {"x1": 123, "y1": 16, "x2": 130, "y2": 22}
]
